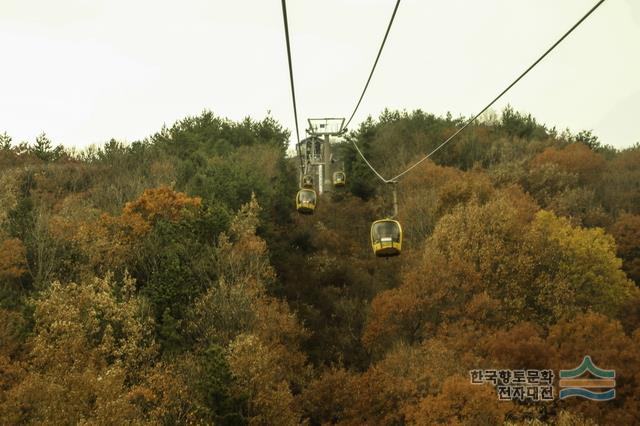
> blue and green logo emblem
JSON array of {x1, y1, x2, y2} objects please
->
[{"x1": 559, "y1": 356, "x2": 615, "y2": 401}]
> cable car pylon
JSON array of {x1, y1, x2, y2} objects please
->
[{"x1": 282, "y1": 0, "x2": 604, "y2": 254}]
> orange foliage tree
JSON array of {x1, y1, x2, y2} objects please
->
[
  {"x1": 367, "y1": 203, "x2": 636, "y2": 349},
  {"x1": 404, "y1": 376, "x2": 512, "y2": 425},
  {"x1": 478, "y1": 318, "x2": 630, "y2": 423},
  {"x1": 531, "y1": 143, "x2": 606, "y2": 186},
  {"x1": 73, "y1": 186, "x2": 202, "y2": 272},
  {"x1": 545, "y1": 313, "x2": 640, "y2": 425}
]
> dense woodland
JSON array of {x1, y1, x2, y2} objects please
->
[{"x1": 1, "y1": 107, "x2": 639, "y2": 425}]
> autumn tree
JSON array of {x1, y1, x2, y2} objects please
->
[
  {"x1": 189, "y1": 195, "x2": 310, "y2": 424},
  {"x1": 609, "y1": 213, "x2": 640, "y2": 284},
  {"x1": 0, "y1": 239, "x2": 27, "y2": 282},
  {"x1": 525, "y1": 211, "x2": 636, "y2": 321},
  {"x1": 601, "y1": 146, "x2": 640, "y2": 215},
  {"x1": 531, "y1": 143, "x2": 606, "y2": 187},
  {"x1": 404, "y1": 375, "x2": 512, "y2": 425},
  {"x1": 0, "y1": 238, "x2": 28, "y2": 308},
  {"x1": 0, "y1": 273, "x2": 162, "y2": 424},
  {"x1": 545, "y1": 313, "x2": 640, "y2": 425},
  {"x1": 2, "y1": 106, "x2": 639, "y2": 424},
  {"x1": 365, "y1": 190, "x2": 636, "y2": 353}
]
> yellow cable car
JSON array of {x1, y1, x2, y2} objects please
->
[
  {"x1": 370, "y1": 219, "x2": 402, "y2": 257},
  {"x1": 302, "y1": 175, "x2": 314, "y2": 188},
  {"x1": 333, "y1": 171, "x2": 346, "y2": 187},
  {"x1": 296, "y1": 188, "x2": 317, "y2": 214}
]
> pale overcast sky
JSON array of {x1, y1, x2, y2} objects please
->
[{"x1": 1, "y1": 0, "x2": 639, "y2": 150}]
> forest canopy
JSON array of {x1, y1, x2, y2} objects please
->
[{"x1": 1, "y1": 107, "x2": 639, "y2": 425}]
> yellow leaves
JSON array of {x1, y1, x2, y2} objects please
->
[
  {"x1": 253, "y1": 297, "x2": 309, "y2": 348},
  {"x1": 0, "y1": 361, "x2": 141, "y2": 425},
  {"x1": 130, "y1": 364, "x2": 198, "y2": 425},
  {"x1": 436, "y1": 169, "x2": 494, "y2": 214},
  {"x1": 464, "y1": 291, "x2": 502, "y2": 323},
  {"x1": 228, "y1": 192, "x2": 261, "y2": 239},
  {"x1": 342, "y1": 362, "x2": 417, "y2": 425},
  {"x1": 123, "y1": 186, "x2": 201, "y2": 224},
  {"x1": 532, "y1": 143, "x2": 606, "y2": 185},
  {"x1": 228, "y1": 333, "x2": 302, "y2": 425},
  {"x1": 0, "y1": 238, "x2": 27, "y2": 280},
  {"x1": 72, "y1": 186, "x2": 202, "y2": 271},
  {"x1": 363, "y1": 286, "x2": 421, "y2": 351},
  {"x1": 215, "y1": 195, "x2": 275, "y2": 292},
  {"x1": 377, "y1": 340, "x2": 462, "y2": 399},
  {"x1": 364, "y1": 191, "x2": 638, "y2": 426},
  {"x1": 302, "y1": 340, "x2": 462, "y2": 426},
  {"x1": 103, "y1": 210, "x2": 151, "y2": 237},
  {"x1": 30, "y1": 274, "x2": 157, "y2": 375},
  {"x1": 396, "y1": 159, "x2": 500, "y2": 247},
  {"x1": 528, "y1": 210, "x2": 636, "y2": 320},
  {"x1": 430, "y1": 189, "x2": 533, "y2": 265},
  {"x1": 0, "y1": 309, "x2": 27, "y2": 359},
  {"x1": 415, "y1": 194, "x2": 632, "y2": 326},
  {"x1": 363, "y1": 251, "x2": 481, "y2": 353},
  {"x1": 126, "y1": 384, "x2": 158, "y2": 409},
  {"x1": 0, "y1": 273, "x2": 167, "y2": 424},
  {"x1": 404, "y1": 375, "x2": 512, "y2": 426},
  {"x1": 300, "y1": 367, "x2": 356, "y2": 424},
  {"x1": 186, "y1": 197, "x2": 311, "y2": 423}
]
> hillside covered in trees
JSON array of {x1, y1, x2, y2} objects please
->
[{"x1": 1, "y1": 108, "x2": 639, "y2": 425}]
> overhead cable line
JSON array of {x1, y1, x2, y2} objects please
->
[
  {"x1": 351, "y1": 132, "x2": 389, "y2": 183},
  {"x1": 281, "y1": 0, "x2": 304, "y2": 169},
  {"x1": 344, "y1": 0, "x2": 401, "y2": 131},
  {"x1": 389, "y1": 0, "x2": 606, "y2": 181},
  {"x1": 352, "y1": 0, "x2": 607, "y2": 184}
]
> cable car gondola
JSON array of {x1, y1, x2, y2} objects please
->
[
  {"x1": 296, "y1": 188, "x2": 317, "y2": 214},
  {"x1": 371, "y1": 219, "x2": 402, "y2": 257},
  {"x1": 333, "y1": 171, "x2": 346, "y2": 187},
  {"x1": 281, "y1": 0, "x2": 602, "y2": 258},
  {"x1": 302, "y1": 174, "x2": 314, "y2": 188}
]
